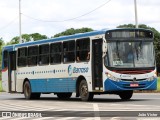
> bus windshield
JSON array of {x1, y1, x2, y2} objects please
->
[{"x1": 105, "y1": 41, "x2": 155, "y2": 68}]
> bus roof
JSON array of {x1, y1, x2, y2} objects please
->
[
  {"x1": 3, "y1": 28, "x2": 152, "y2": 50},
  {"x1": 3, "y1": 29, "x2": 107, "y2": 50}
]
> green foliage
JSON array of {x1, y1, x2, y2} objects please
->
[
  {"x1": 117, "y1": 24, "x2": 135, "y2": 28},
  {"x1": 0, "y1": 38, "x2": 4, "y2": 46},
  {"x1": 0, "y1": 80, "x2": 2, "y2": 92},
  {"x1": 0, "y1": 38, "x2": 5, "y2": 81},
  {"x1": 0, "y1": 38, "x2": 4, "y2": 62},
  {"x1": 53, "y1": 27, "x2": 93, "y2": 38},
  {"x1": 30, "y1": 33, "x2": 47, "y2": 41},
  {"x1": 7, "y1": 36, "x2": 19, "y2": 45},
  {"x1": 7, "y1": 33, "x2": 47, "y2": 45},
  {"x1": 117, "y1": 24, "x2": 160, "y2": 67}
]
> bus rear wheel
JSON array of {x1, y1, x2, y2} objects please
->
[
  {"x1": 57, "y1": 93, "x2": 72, "y2": 99},
  {"x1": 119, "y1": 90, "x2": 133, "y2": 100},
  {"x1": 23, "y1": 81, "x2": 41, "y2": 99},
  {"x1": 79, "y1": 80, "x2": 93, "y2": 101}
]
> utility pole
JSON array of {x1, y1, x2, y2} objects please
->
[
  {"x1": 134, "y1": 0, "x2": 138, "y2": 28},
  {"x1": 19, "y1": 0, "x2": 22, "y2": 43}
]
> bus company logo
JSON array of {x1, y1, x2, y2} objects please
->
[
  {"x1": 68, "y1": 65, "x2": 89, "y2": 76},
  {"x1": 68, "y1": 65, "x2": 73, "y2": 76}
]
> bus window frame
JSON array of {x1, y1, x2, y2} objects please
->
[
  {"x1": 17, "y1": 47, "x2": 27, "y2": 67},
  {"x1": 50, "y1": 42, "x2": 62, "y2": 65},
  {"x1": 63, "y1": 40, "x2": 75, "y2": 64},
  {"x1": 28, "y1": 45, "x2": 38, "y2": 67},
  {"x1": 76, "y1": 38, "x2": 90, "y2": 62},
  {"x1": 38, "y1": 44, "x2": 50, "y2": 66}
]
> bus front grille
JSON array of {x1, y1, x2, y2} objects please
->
[{"x1": 121, "y1": 79, "x2": 147, "y2": 82}]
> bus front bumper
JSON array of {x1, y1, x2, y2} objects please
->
[{"x1": 104, "y1": 78, "x2": 157, "y2": 91}]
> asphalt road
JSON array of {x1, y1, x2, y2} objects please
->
[{"x1": 0, "y1": 92, "x2": 160, "y2": 120}]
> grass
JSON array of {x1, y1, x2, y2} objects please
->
[{"x1": 0, "y1": 80, "x2": 2, "y2": 92}]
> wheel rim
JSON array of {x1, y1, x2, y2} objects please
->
[{"x1": 80, "y1": 83, "x2": 88, "y2": 97}]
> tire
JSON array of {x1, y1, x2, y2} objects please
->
[
  {"x1": 119, "y1": 90, "x2": 133, "y2": 100},
  {"x1": 23, "y1": 81, "x2": 41, "y2": 99},
  {"x1": 57, "y1": 93, "x2": 72, "y2": 100},
  {"x1": 79, "y1": 80, "x2": 93, "y2": 101}
]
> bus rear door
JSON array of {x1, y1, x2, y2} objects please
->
[{"x1": 8, "y1": 51, "x2": 17, "y2": 92}]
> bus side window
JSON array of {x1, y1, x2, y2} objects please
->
[
  {"x1": 39, "y1": 44, "x2": 49, "y2": 65},
  {"x1": 76, "y1": 38, "x2": 90, "y2": 62},
  {"x1": 17, "y1": 47, "x2": 27, "y2": 67},
  {"x1": 3, "y1": 50, "x2": 8, "y2": 68},
  {"x1": 63, "y1": 40, "x2": 75, "y2": 63},
  {"x1": 28, "y1": 46, "x2": 38, "y2": 66},
  {"x1": 50, "y1": 42, "x2": 62, "y2": 64}
]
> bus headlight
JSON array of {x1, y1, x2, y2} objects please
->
[
  {"x1": 107, "y1": 74, "x2": 121, "y2": 82},
  {"x1": 146, "y1": 72, "x2": 157, "y2": 81},
  {"x1": 146, "y1": 76, "x2": 155, "y2": 81}
]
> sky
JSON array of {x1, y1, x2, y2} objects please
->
[{"x1": 0, "y1": 0, "x2": 160, "y2": 42}]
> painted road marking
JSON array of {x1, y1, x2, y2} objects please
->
[{"x1": 93, "y1": 103, "x2": 100, "y2": 120}]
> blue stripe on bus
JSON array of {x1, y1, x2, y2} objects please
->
[
  {"x1": 2, "y1": 45, "x2": 14, "y2": 51},
  {"x1": 104, "y1": 78, "x2": 157, "y2": 91},
  {"x1": 29, "y1": 78, "x2": 77, "y2": 93}
]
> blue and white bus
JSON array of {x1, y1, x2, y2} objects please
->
[{"x1": 2, "y1": 28, "x2": 157, "y2": 101}]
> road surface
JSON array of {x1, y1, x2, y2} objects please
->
[{"x1": 0, "y1": 92, "x2": 160, "y2": 120}]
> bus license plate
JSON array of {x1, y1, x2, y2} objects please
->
[{"x1": 130, "y1": 83, "x2": 139, "y2": 87}]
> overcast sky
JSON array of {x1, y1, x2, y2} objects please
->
[{"x1": 0, "y1": 0, "x2": 160, "y2": 42}]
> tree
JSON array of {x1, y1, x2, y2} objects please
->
[
  {"x1": 30, "y1": 33, "x2": 47, "y2": 41},
  {"x1": 117, "y1": 24, "x2": 160, "y2": 67},
  {"x1": 0, "y1": 38, "x2": 5, "y2": 51},
  {"x1": 7, "y1": 33, "x2": 48, "y2": 45},
  {"x1": 7, "y1": 36, "x2": 19, "y2": 45},
  {"x1": 53, "y1": 27, "x2": 93, "y2": 38},
  {"x1": 117, "y1": 24, "x2": 135, "y2": 28},
  {"x1": 0, "y1": 38, "x2": 5, "y2": 79},
  {"x1": 0, "y1": 38, "x2": 5, "y2": 55}
]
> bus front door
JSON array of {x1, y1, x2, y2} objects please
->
[
  {"x1": 92, "y1": 39, "x2": 103, "y2": 91},
  {"x1": 8, "y1": 51, "x2": 17, "y2": 92}
]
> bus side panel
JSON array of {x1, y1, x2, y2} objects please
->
[
  {"x1": 11, "y1": 71, "x2": 16, "y2": 91},
  {"x1": 29, "y1": 79, "x2": 47, "y2": 92},
  {"x1": 29, "y1": 78, "x2": 76, "y2": 93},
  {"x1": 2, "y1": 69, "x2": 8, "y2": 92},
  {"x1": 15, "y1": 61, "x2": 91, "y2": 93},
  {"x1": 16, "y1": 79, "x2": 24, "y2": 92}
]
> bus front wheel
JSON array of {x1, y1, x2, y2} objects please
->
[
  {"x1": 79, "y1": 80, "x2": 93, "y2": 101},
  {"x1": 119, "y1": 90, "x2": 133, "y2": 100},
  {"x1": 23, "y1": 81, "x2": 41, "y2": 99}
]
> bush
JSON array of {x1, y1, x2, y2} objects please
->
[{"x1": 0, "y1": 80, "x2": 2, "y2": 92}]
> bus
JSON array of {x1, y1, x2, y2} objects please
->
[{"x1": 2, "y1": 28, "x2": 157, "y2": 101}]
